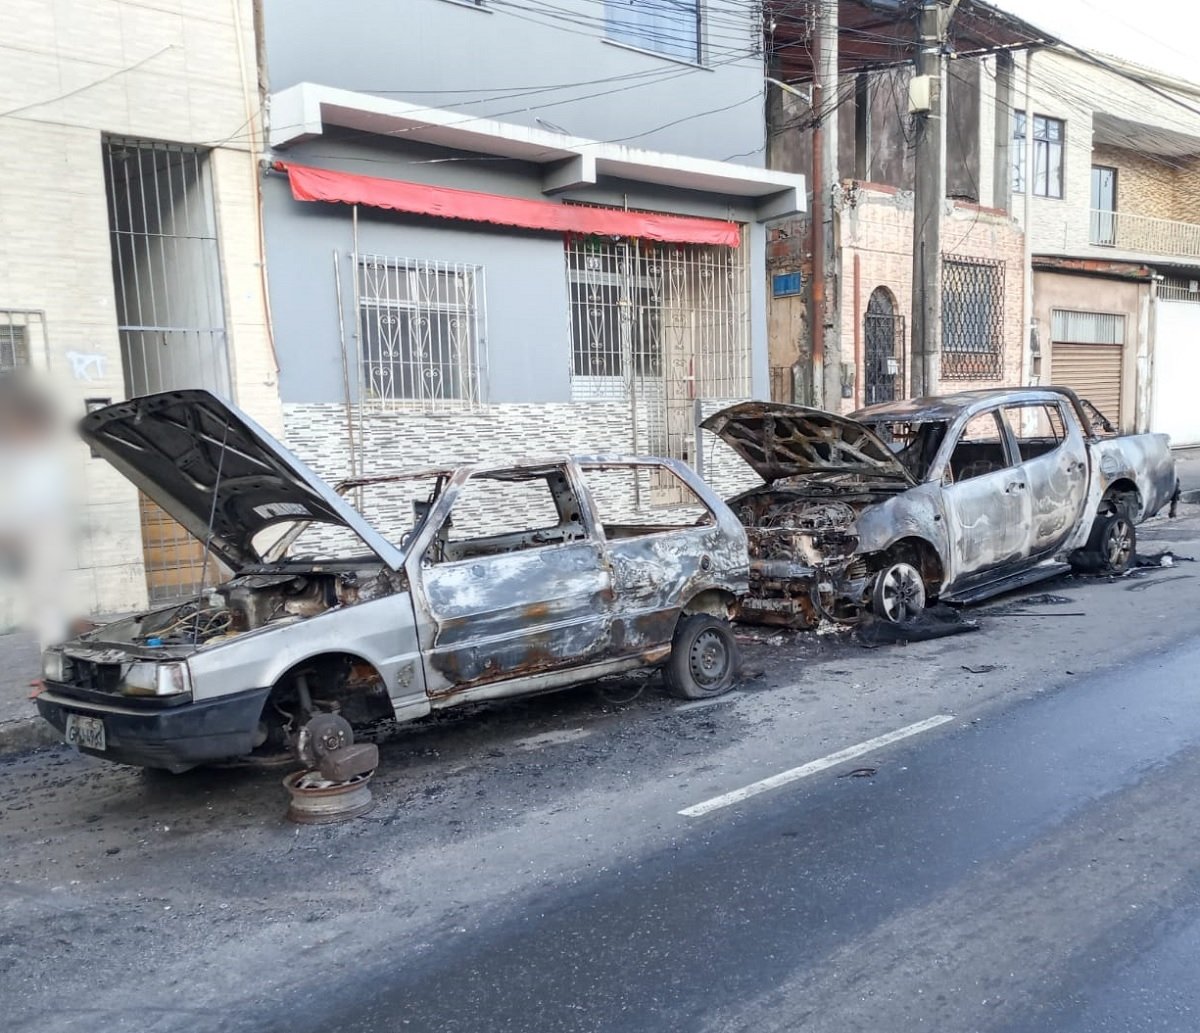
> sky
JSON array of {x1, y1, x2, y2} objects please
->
[{"x1": 994, "y1": 0, "x2": 1200, "y2": 82}]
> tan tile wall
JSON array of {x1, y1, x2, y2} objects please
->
[
  {"x1": 0, "y1": 0, "x2": 279, "y2": 617},
  {"x1": 1091, "y1": 144, "x2": 1200, "y2": 223}
]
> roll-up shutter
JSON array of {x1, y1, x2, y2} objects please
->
[
  {"x1": 1050, "y1": 310, "x2": 1124, "y2": 428},
  {"x1": 1052, "y1": 343, "x2": 1122, "y2": 427}
]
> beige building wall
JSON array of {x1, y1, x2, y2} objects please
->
[
  {"x1": 1009, "y1": 49, "x2": 1200, "y2": 257},
  {"x1": 1032, "y1": 270, "x2": 1147, "y2": 434},
  {"x1": 835, "y1": 185, "x2": 1025, "y2": 414},
  {"x1": 0, "y1": 0, "x2": 281, "y2": 619}
]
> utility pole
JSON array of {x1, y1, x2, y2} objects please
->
[
  {"x1": 809, "y1": 0, "x2": 840, "y2": 410},
  {"x1": 909, "y1": 0, "x2": 959, "y2": 398}
]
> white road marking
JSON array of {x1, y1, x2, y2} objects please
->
[{"x1": 678, "y1": 714, "x2": 956, "y2": 818}]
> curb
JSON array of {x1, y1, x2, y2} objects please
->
[{"x1": 0, "y1": 716, "x2": 64, "y2": 759}]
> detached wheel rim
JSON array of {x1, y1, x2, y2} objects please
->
[
  {"x1": 689, "y1": 629, "x2": 732, "y2": 689},
  {"x1": 877, "y1": 563, "x2": 926, "y2": 623},
  {"x1": 1105, "y1": 517, "x2": 1134, "y2": 569}
]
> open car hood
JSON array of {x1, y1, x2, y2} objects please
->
[
  {"x1": 701, "y1": 402, "x2": 916, "y2": 485},
  {"x1": 80, "y1": 391, "x2": 405, "y2": 570}
]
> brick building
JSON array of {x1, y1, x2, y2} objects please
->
[{"x1": 764, "y1": 3, "x2": 1200, "y2": 448}]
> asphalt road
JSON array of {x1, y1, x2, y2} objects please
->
[
  {"x1": 307, "y1": 635, "x2": 1200, "y2": 1033},
  {"x1": 4, "y1": 507, "x2": 1200, "y2": 1033}
]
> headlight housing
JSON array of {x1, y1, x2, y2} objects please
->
[
  {"x1": 42, "y1": 650, "x2": 71, "y2": 683},
  {"x1": 122, "y1": 660, "x2": 193, "y2": 698}
]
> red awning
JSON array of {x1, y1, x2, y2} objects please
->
[{"x1": 275, "y1": 162, "x2": 741, "y2": 247}]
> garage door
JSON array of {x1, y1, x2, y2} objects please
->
[
  {"x1": 1050, "y1": 310, "x2": 1124, "y2": 429},
  {"x1": 1052, "y1": 344, "x2": 1122, "y2": 426}
]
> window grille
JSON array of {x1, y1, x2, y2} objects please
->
[
  {"x1": 1050, "y1": 310, "x2": 1125, "y2": 345},
  {"x1": 0, "y1": 311, "x2": 43, "y2": 369},
  {"x1": 566, "y1": 231, "x2": 749, "y2": 503},
  {"x1": 604, "y1": 0, "x2": 702, "y2": 63},
  {"x1": 356, "y1": 256, "x2": 487, "y2": 411},
  {"x1": 103, "y1": 137, "x2": 232, "y2": 604},
  {"x1": 1157, "y1": 280, "x2": 1200, "y2": 304},
  {"x1": 941, "y1": 255, "x2": 1005, "y2": 380},
  {"x1": 102, "y1": 137, "x2": 230, "y2": 398}
]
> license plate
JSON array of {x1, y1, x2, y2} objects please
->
[{"x1": 65, "y1": 713, "x2": 106, "y2": 751}]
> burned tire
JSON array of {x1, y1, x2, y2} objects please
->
[
  {"x1": 871, "y1": 562, "x2": 927, "y2": 624},
  {"x1": 1088, "y1": 510, "x2": 1136, "y2": 574},
  {"x1": 664, "y1": 614, "x2": 739, "y2": 700}
]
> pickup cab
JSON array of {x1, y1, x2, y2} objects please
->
[
  {"x1": 36, "y1": 391, "x2": 749, "y2": 772},
  {"x1": 704, "y1": 387, "x2": 1178, "y2": 627}
]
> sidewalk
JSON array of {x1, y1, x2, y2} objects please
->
[
  {"x1": 1174, "y1": 446, "x2": 1200, "y2": 502},
  {"x1": 0, "y1": 629, "x2": 60, "y2": 756}
]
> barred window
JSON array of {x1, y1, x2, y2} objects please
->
[
  {"x1": 357, "y1": 256, "x2": 487, "y2": 410},
  {"x1": 568, "y1": 245, "x2": 661, "y2": 388},
  {"x1": 941, "y1": 256, "x2": 1005, "y2": 380},
  {"x1": 0, "y1": 310, "x2": 47, "y2": 371},
  {"x1": 0, "y1": 323, "x2": 29, "y2": 370}
]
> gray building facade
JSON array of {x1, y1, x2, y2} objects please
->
[{"x1": 257, "y1": 0, "x2": 804, "y2": 501}]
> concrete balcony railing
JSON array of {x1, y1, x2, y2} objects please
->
[{"x1": 1089, "y1": 209, "x2": 1200, "y2": 260}]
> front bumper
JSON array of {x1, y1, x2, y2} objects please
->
[{"x1": 36, "y1": 685, "x2": 271, "y2": 771}]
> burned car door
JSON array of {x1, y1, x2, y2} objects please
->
[
  {"x1": 938, "y1": 409, "x2": 1032, "y2": 583},
  {"x1": 578, "y1": 460, "x2": 747, "y2": 654},
  {"x1": 1000, "y1": 401, "x2": 1089, "y2": 559},
  {"x1": 410, "y1": 464, "x2": 614, "y2": 698}
]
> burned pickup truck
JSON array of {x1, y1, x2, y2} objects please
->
[
  {"x1": 704, "y1": 387, "x2": 1178, "y2": 627},
  {"x1": 37, "y1": 391, "x2": 748, "y2": 772}
]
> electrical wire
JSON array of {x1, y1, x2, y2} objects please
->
[{"x1": 0, "y1": 44, "x2": 175, "y2": 120}]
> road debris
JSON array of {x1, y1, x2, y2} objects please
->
[
  {"x1": 1134, "y1": 550, "x2": 1193, "y2": 568},
  {"x1": 283, "y1": 768, "x2": 375, "y2": 824},
  {"x1": 856, "y1": 605, "x2": 980, "y2": 646}
]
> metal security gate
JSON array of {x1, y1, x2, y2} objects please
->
[
  {"x1": 103, "y1": 137, "x2": 231, "y2": 601},
  {"x1": 1050, "y1": 309, "x2": 1125, "y2": 430},
  {"x1": 941, "y1": 255, "x2": 1005, "y2": 381},
  {"x1": 863, "y1": 287, "x2": 905, "y2": 405},
  {"x1": 567, "y1": 233, "x2": 749, "y2": 505}
]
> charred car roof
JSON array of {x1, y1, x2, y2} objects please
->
[{"x1": 852, "y1": 386, "x2": 1092, "y2": 424}]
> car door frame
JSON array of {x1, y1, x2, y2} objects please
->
[
  {"x1": 403, "y1": 460, "x2": 616, "y2": 703},
  {"x1": 931, "y1": 404, "x2": 1033, "y2": 592},
  {"x1": 1000, "y1": 398, "x2": 1090, "y2": 561}
]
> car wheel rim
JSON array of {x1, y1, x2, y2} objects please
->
[
  {"x1": 689, "y1": 629, "x2": 731, "y2": 688},
  {"x1": 1106, "y1": 519, "x2": 1133, "y2": 568},
  {"x1": 879, "y1": 563, "x2": 926, "y2": 623}
]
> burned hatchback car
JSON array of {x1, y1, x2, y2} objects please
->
[
  {"x1": 37, "y1": 390, "x2": 749, "y2": 772},
  {"x1": 704, "y1": 388, "x2": 1177, "y2": 627}
]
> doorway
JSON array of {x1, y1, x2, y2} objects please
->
[
  {"x1": 1091, "y1": 166, "x2": 1118, "y2": 246},
  {"x1": 863, "y1": 287, "x2": 905, "y2": 405}
]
